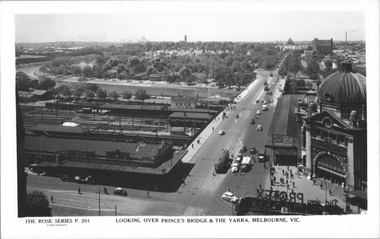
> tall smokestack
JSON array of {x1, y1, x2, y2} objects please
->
[{"x1": 345, "y1": 31, "x2": 347, "y2": 44}]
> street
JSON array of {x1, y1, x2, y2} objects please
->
[{"x1": 27, "y1": 71, "x2": 283, "y2": 216}]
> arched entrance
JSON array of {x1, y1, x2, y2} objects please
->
[{"x1": 315, "y1": 154, "x2": 346, "y2": 184}]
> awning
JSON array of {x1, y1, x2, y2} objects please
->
[{"x1": 318, "y1": 166, "x2": 347, "y2": 178}]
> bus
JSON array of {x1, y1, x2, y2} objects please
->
[{"x1": 214, "y1": 150, "x2": 230, "y2": 173}]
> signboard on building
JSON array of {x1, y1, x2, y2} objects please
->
[
  {"x1": 236, "y1": 188, "x2": 344, "y2": 215},
  {"x1": 272, "y1": 135, "x2": 295, "y2": 147},
  {"x1": 274, "y1": 148, "x2": 297, "y2": 155}
]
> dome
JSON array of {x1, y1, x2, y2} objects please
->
[{"x1": 318, "y1": 63, "x2": 366, "y2": 105}]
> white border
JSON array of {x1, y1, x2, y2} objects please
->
[{"x1": 1, "y1": 1, "x2": 379, "y2": 238}]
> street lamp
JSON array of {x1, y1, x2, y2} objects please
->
[{"x1": 344, "y1": 185, "x2": 350, "y2": 214}]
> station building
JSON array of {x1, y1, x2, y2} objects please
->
[{"x1": 296, "y1": 63, "x2": 367, "y2": 192}]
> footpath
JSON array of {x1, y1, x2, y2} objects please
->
[{"x1": 267, "y1": 164, "x2": 361, "y2": 214}]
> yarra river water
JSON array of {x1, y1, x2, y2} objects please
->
[{"x1": 16, "y1": 64, "x2": 238, "y2": 98}]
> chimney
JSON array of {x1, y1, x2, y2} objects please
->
[{"x1": 345, "y1": 31, "x2": 347, "y2": 44}]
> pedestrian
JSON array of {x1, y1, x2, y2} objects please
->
[
  {"x1": 259, "y1": 184, "x2": 262, "y2": 189},
  {"x1": 274, "y1": 176, "x2": 276, "y2": 183},
  {"x1": 282, "y1": 169, "x2": 285, "y2": 175},
  {"x1": 313, "y1": 178, "x2": 316, "y2": 185},
  {"x1": 287, "y1": 166, "x2": 289, "y2": 171},
  {"x1": 78, "y1": 187, "x2": 81, "y2": 194},
  {"x1": 51, "y1": 195, "x2": 53, "y2": 203},
  {"x1": 147, "y1": 190, "x2": 150, "y2": 198},
  {"x1": 329, "y1": 189, "x2": 332, "y2": 196},
  {"x1": 192, "y1": 144, "x2": 194, "y2": 148},
  {"x1": 286, "y1": 179, "x2": 288, "y2": 184},
  {"x1": 292, "y1": 181, "x2": 295, "y2": 188},
  {"x1": 212, "y1": 127, "x2": 214, "y2": 131},
  {"x1": 320, "y1": 183, "x2": 323, "y2": 190}
]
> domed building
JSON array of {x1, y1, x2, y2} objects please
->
[
  {"x1": 297, "y1": 62, "x2": 367, "y2": 204},
  {"x1": 318, "y1": 63, "x2": 366, "y2": 120}
]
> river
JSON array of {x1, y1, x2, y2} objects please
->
[{"x1": 17, "y1": 64, "x2": 239, "y2": 98}]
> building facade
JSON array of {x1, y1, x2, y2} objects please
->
[
  {"x1": 297, "y1": 63, "x2": 367, "y2": 191},
  {"x1": 171, "y1": 96, "x2": 197, "y2": 109},
  {"x1": 312, "y1": 38, "x2": 333, "y2": 55}
]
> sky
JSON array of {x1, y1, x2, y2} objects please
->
[{"x1": 13, "y1": 2, "x2": 366, "y2": 43}]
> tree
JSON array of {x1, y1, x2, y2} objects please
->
[
  {"x1": 109, "y1": 91, "x2": 119, "y2": 100},
  {"x1": 146, "y1": 65, "x2": 154, "y2": 75},
  {"x1": 25, "y1": 191, "x2": 52, "y2": 217},
  {"x1": 306, "y1": 59, "x2": 320, "y2": 76},
  {"x1": 57, "y1": 84, "x2": 71, "y2": 96},
  {"x1": 135, "y1": 88, "x2": 150, "y2": 103},
  {"x1": 16, "y1": 72, "x2": 32, "y2": 91},
  {"x1": 96, "y1": 88, "x2": 107, "y2": 99},
  {"x1": 85, "y1": 89, "x2": 95, "y2": 99},
  {"x1": 82, "y1": 65, "x2": 93, "y2": 77},
  {"x1": 122, "y1": 91, "x2": 132, "y2": 99},
  {"x1": 71, "y1": 65, "x2": 82, "y2": 76},
  {"x1": 128, "y1": 56, "x2": 140, "y2": 68},
  {"x1": 39, "y1": 77, "x2": 56, "y2": 90},
  {"x1": 85, "y1": 83, "x2": 99, "y2": 93},
  {"x1": 179, "y1": 67, "x2": 191, "y2": 81}
]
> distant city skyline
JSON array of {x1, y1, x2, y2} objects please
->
[{"x1": 14, "y1": 3, "x2": 365, "y2": 43}]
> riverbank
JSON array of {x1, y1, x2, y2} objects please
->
[{"x1": 17, "y1": 64, "x2": 241, "y2": 98}]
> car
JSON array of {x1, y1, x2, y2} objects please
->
[
  {"x1": 256, "y1": 110, "x2": 261, "y2": 115},
  {"x1": 250, "y1": 147, "x2": 256, "y2": 154},
  {"x1": 268, "y1": 92, "x2": 273, "y2": 95},
  {"x1": 114, "y1": 187, "x2": 128, "y2": 196},
  {"x1": 261, "y1": 99, "x2": 265, "y2": 103},
  {"x1": 222, "y1": 192, "x2": 239, "y2": 203},
  {"x1": 256, "y1": 100, "x2": 260, "y2": 103},
  {"x1": 218, "y1": 130, "x2": 225, "y2": 135},
  {"x1": 250, "y1": 119, "x2": 255, "y2": 124},
  {"x1": 257, "y1": 125, "x2": 263, "y2": 131},
  {"x1": 60, "y1": 175, "x2": 73, "y2": 182},
  {"x1": 231, "y1": 165, "x2": 239, "y2": 173},
  {"x1": 270, "y1": 73, "x2": 273, "y2": 77}
]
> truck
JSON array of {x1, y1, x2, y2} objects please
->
[
  {"x1": 241, "y1": 156, "x2": 252, "y2": 172},
  {"x1": 214, "y1": 150, "x2": 230, "y2": 173},
  {"x1": 258, "y1": 148, "x2": 266, "y2": 162},
  {"x1": 74, "y1": 175, "x2": 94, "y2": 184}
]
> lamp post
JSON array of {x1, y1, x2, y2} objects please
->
[
  {"x1": 325, "y1": 179, "x2": 327, "y2": 205},
  {"x1": 344, "y1": 185, "x2": 350, "y2": 214}
]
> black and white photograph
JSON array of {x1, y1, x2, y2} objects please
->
[{"x1": 1, "y1": 0, "x2": 379, "y2": 238}]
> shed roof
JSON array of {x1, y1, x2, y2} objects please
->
[
  {"x1": 31, "y1": 90, "x2": 48, "y2": 96},
  {"x1": 265, "y1": 95, "x2": 298, "y2": 147},
  {"x1": 25, "y1": 135, "x2": 167, "y2": 159},
  {"x1": 169, "y1": 112, "x2": 212, "y2": 119}
]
